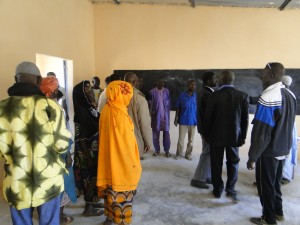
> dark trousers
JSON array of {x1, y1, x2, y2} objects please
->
[
  {"x1": 256, "y1": 156, "x2": 284, "y2": 224},
  {"x1": 210, "y1": 146, "x2": 240, "y2": 195}
]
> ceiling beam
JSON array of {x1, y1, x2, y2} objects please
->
[
  {"x1": 278, "y1": 0, "x2": 292, "y2": 11},
  {"x1": 188, "y1": 0, "x2": 196, "y2": 8},
  {"x1": 114, "y1": 0, "x2": 121, "y2": 4}
]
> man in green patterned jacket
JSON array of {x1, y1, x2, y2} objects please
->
[{"x1": 0, "y1": 61, "x2": 72, "y2": 225}]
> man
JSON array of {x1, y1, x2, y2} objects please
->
[
  {"x1": 91, "y1": 76, "x2": 104, "y2": 105},
  {"x1": 204, "y1": 70, "x2": 249, "y2": 202},
  {"x1": 281, "y1": 75, "x2": 298, "y2": 185},
  {"x1": 149, "y1": 77, "x2": 171, "y2": 157},
  {"x1": 47, "y1": 71, "x2": 70, "y2": 122},
  {"x1": 174, "y1": 79, "x2": 197, "y2": 161},
  {"x1": 247, "y1": 63, "x2": 296, "y2": 225},
  {"x1": 191, "y1": 72, "x2": 217, "y2": 189},
  {"x1": 124, "y1": 72, "x2": 153, "y2": 160},
  {"x1": 0, "y1": 62, "x2": 72, "y2": 224},
  {"x1": 97, "y1": 73, "x2": 121, "y2": 113}
]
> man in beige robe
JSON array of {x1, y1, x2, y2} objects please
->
[{"x1": 124, "y1": 72, "x2": 153, "y2": 160}]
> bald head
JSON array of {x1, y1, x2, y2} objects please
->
[
  {"x1": 262, "y1": 62, "x2": 285, "y2": 89},
  {"x1": 219, "y1": 70, "x2": 235, "y2": 86},
  {"x1": 124, "y1": 72, "x2": 139, "y2": 88}
]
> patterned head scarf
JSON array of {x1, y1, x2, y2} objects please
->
[
  {"x1": 73, "y1": 80, "x2": 99, "y2": 141},
  {"x1": 106, "y1": 80, "x2": 133, "y2": 114},
  {"x1": 40, "y1": 77, "x2": 59, "y2": 98}
]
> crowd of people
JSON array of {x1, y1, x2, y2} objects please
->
[{"x1": 0, "y1": 61, "x2": 297, "y2": 225}]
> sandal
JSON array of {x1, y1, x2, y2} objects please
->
[
  {"x1": 82, "y1": 207, "x2": 104, "y2": 217},
  {"x1": 60, "y1": 213, "x2": 74, "y2": 225},
  {"x1": 92, "y1": 202, "x2": 105, "y2": 208}
]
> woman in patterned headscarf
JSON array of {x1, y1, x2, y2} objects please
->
[
  {"x1": 73, "y1": 80, "x2": 103, "y2": 217},
  {"x1": 97, "y1": 81, "x2": 142, "y2": 225}
]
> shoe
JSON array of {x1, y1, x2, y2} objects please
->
[
  {"x1": 250, "y1": 217, "x2": 277, "y2": 225},
  {"x1": 212, "y1": 190, "x2": 221, "y2": 198},
  {"x1": 140, "y1": 156, "x2": 145, "y2": 160},
  {"x1": 281, "y1": 178, "x2": 290, "y2": 185},
  {"x1": 92, "y1": 202, "x2": 105, "y2": 208},
  {"x1": 153, "y1": 152, "x2": 159, "y2": 157},
  {"x1": 185, "y1": 155, "x2": 192, "y2": 161},
  {"x1": 206, "y1": 178, "x2": 212, "y2": 184},
  {"x1": 82, "y1": 203, "x2": 104, "y2": 217},
  {"x1": 101, "y1": 218, "x2": 114, "y2": 225},
  {"x1": 174, "y1": 155, "x2": 182, "y2": 160},
  {"x1": 190, "y1": 179, "x2": 209, "y2": 189},
  {"x1": 275, "y1": 214, "x2": 285, "y2": 221},
  {"x1": 165, "y1": 152, "x2": 171, "y2": 158},
  {"x1": 60, "y1": 213, "x2": 74, "y2": 225},
  {"x1": 226, "y1": 193, "x2": 239, "y2": 203}
]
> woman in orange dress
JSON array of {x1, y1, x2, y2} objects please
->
[{"x1": 97, "y1": 80, "x2": 142, "y2": 225}]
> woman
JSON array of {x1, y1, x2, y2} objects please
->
[
  {"x1": 73, "y1": 80, "x2": 103, "y2": 216},
  {"x1": 97, "y1": 81, "x2": 142, "y2": 225},
  {"x1": 40, "y1": 76, "x2": 76, "y2": 225}
]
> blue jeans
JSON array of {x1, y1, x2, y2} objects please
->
[
  {"x1": 10, "y1": 194, "x2": 61, "y2": 225},
  {"x1": 192, "y1": 135, "x2": 211, "y2": 182}
]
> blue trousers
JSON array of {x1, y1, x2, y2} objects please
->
[
  {"x1": 192, "y1": 136, "x2": 211, "y2": 182},
  {"x1": 152, "y1": 130, "x2": 170, "y2": 153},
  {"x1": 10, "y1": 194, "x2": 61, "y2": 225}
]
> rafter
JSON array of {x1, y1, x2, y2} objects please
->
[
  {"x1": 188, "y1": 0, "x2": 196, "y2": 8},
  {"x1": 114, "y1": 0, "x2": 121, "y2": 4},
  {"x1": 278, "y1": 0, "x2": 292, "y2": 11}
]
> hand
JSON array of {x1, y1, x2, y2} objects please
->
[
  {"x1": 247, "y1": 160, "x2": 255, "y2": 170},
  {"x1": 238, "y1": 138, "x2": 245, "y2": 146},
  {"x1": 144, "y1": 146, "x2": 150, "y2": 152},
  {"x1": 65, "y1": 152, "x2": 73, "y2": 168}
]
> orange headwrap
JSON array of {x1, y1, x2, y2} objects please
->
[{"x1": 40, "y1": 77, "x2": 59, "y2": 97}]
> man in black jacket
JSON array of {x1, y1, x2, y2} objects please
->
[
  {"x1": 204, "y1": 70, "x2": 249, "y2": 202},
  {"x1": 191, "y1": 72, "x2": 217, "y2": 189},
  {"x1": 247, "y1": 63, "x2": 297, "y2": 225}
]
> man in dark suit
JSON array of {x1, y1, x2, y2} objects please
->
[
  {"x1": 204, "y1": 70, "x2": 249, "y2": 202},
  {"x1": 191, "y1": 71, "x2": 217, "y2": 189}
]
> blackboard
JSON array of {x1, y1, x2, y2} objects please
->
[{"x1": 114, "y1": 69, "x2": 300, "y2": 114}]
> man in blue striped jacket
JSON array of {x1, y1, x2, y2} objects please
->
[{"x1": 247, "y1": 62, "x2": 297, "y2": 225}]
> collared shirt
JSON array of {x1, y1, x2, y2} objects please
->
[{"x1": 175, "y1": 91, "x2": 197, "y2": 126}]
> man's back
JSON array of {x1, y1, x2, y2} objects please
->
[
  {"x1": 127, "y1": 88, "x2": 152, "y2": 154},
  {"x1": 0, "y1": 94, "x2": 71, "y2": 209},
  {"x1": 204, "y1": 86, "x2": 249, "y2": 147}
]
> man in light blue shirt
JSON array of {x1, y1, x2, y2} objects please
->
[{"x1": 174, "y1": 79, "x2": 197, "y2": 160}]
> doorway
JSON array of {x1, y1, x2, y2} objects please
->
[{"x1": 36, "y1": 53, "x2": 74, "y2": 134}]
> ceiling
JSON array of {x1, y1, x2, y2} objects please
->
[{"x1": 90, "y1": 0, "x2": 300, "y2": 9}]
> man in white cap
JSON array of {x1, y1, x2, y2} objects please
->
[
  {"x1": 0, "y1": 62, "x2": 72, "y2": 225},
  {"x1": 281, "y1": 75, "x2": 298, "y2": 185}
]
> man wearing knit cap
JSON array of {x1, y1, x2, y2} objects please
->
[{"x1": 0, "y1": 61, "x2": 72, "y2": 225}]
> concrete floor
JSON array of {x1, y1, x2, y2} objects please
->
[
  {"x1": 1, "y1": 148, "x2": 300, "y2": 225},
  {"x1": 1, "y1": 113, "x2": 300, "y2": 224}
]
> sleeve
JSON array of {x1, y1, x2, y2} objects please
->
[
  {"x1": 202, "y1": 94, "x2": 214, "y2": 139},
  {"x1": 240, "y1": 94, "x2": 249, "y2": 140},
  {"x1": 138, "y1": 97, "x2": 153, "y2": 148},
  {"x1": 97, "y1": 91, "x2": 107, "y2": 113},
  {"x1": 47, "y1": 99, "x2": 72, "y2": 154},
  {"x1": 248, "y1": 102, "x2": 276, "y2": 162}
]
